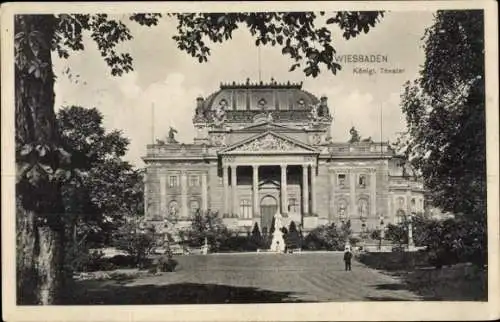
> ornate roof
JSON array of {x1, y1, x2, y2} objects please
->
[{"x1": 193, "y1": 79, "x2": 332, "y2": 124}]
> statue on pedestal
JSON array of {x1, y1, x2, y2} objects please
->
[{"x1": 270, "y1": 212, "x2": 286, "y2": 253}]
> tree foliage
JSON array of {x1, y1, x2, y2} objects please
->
[
  {"x1": 303, "y1": 223, "x2": 344, "y2": 251},
  {"x1": 395, "y1": 11, "x2": 486, "y2": 266},
  {"x1": 385, "y1": 223, "x2": 408, "y2": 247},
  {"x1": 184, "y1": 210, "x2": 231, "y2": 251},
  {"x1": 171, "y1": 12, "x2": 384, "y2": 77},
  {"x1": 112, "y1": 219, "x2": 158, "y2": 267},
  {"x1": 57, "y1": 106, "x2": 143, "y2": 247},
  {"x1": 396, "y1": 11, "x2": 485, "y2": 219}
]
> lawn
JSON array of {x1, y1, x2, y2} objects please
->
[
  {"x1": 356, "y1": 252, "x2": 487, "y2": 301},
  {"x1": 64, "y1": 252, "x2": 483, "y2": 304}
]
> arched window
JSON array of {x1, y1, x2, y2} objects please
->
[
  {"x1": 189, "y1": 200, "x2": 200, "y2": 217},
  {"x1": 397, "y1": 197, "x2": 405, "y2": 209},
  {"x1": 411, "y1": 198, "x2": 416, "y2": 212},
  {"x1": 288, "y1": 198, "x2": 299, "y2": 213},
  {"x1": 396, "y1": 209, "x2": 405, "y2": 224},
  {"x1": 239, "y1": 199, "x2": 252, "y2": 219}
]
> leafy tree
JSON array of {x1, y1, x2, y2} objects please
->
[
  {"x1": 385, "y1": 223, "x2": 408, "y2": 247},
  {"x1": 56, "y1": 107, "x2": 143, "y2": 274},
  {"x1": 303, "y1": 223, "x2": 343, "y2": 251},
  {"x1": 184, "y1": 210, "x2": 231, "y2": 251},
  {"x1": 395, "y1": 11, "x2": 486, "y2": 263},
  {"x1": 113, "y1": 219, "x2": 158, "y2": 268},
  {"x1": 14, "y1": 11, "x2": 384, "y2": 304}
]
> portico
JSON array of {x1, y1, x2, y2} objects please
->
[{"x1": 220, "y1": 154, "x2": 318, "y2": 228}]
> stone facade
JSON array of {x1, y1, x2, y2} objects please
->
[{"x1": 143, "y1": 80, "x2": 424, "y2": 235}]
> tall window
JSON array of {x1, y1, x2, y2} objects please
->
[
  {"x1": 189, "y1": 175, "x2": 200, "y2": 187},
  {"x1": 396, "y1": 209, "x2": 405, "y2": 224},
  {"x1": 168, "y1": 175, "x2": 179, "y2": 187},
  {"x1": 288, "y1": 198, "x2": 299, "y2": 213},
  {"x1": 239, "y1": 199, "x2": 252, "y2": 219},
  {"x1": 189, "y1": 200, "x2": 200, "y2": 217},
  {"x1": 358, "y1": 174, "x2": 367, "y2": 188},
  {"x1": 397, "y1": 197, "x2": 405, "y2": 209},
  {"x1": 338, "y1": 174, "x2": 346, "y2": 187},
  {"x1": 410, "y1": 198, "x2": 416, "y2": 213}
]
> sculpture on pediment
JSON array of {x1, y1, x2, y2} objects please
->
[
  {"x1": 212, "y1": 99, "x2": 227, "y2": 126},
  {"x1": 167, "y1": 127, "x2": 178, "y2": 143},
  {"x1": 238, "y1": 134, "x2": 295, "y2": 151}
]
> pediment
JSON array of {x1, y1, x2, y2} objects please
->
[{"x1": 220, "y1": 131, "x2": 318, "y2": 154}]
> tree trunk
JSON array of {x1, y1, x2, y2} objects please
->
[{"x1": 15, "y1": 15, "x2": 65, "y2": 305}]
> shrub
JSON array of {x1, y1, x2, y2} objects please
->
[
  {"x1": 149, "y1": 255, "x2": 178, "y2": 273},
  {"x1": 303, "y1": 223, "x2": 343, "y2": 251},
  {"x1": 286, "y1": 221, "x2": 302, "y2": 250}
]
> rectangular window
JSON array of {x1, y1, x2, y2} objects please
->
[
  {"x1": 168, "y1": 175, "x2": 178, "y2": 187},
  {"x1": 239, "y1": 199, "x2": 252, "y2": 219},
  {"x1": 288, "y1": 198, "x2": 299, "y2": 213},
  {"x1": 338, "y1": 174, "x2": 346, "y2": 187},
  {"x1": 358, "y1": 174, "x2": 367, "y2": 188},
  {"x1": 189, "y1": 175, "x2": 200, "y2": 187}
]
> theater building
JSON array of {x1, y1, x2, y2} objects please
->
[{"x1": 142, "y1": 80, "x2": 424, "y2": 235}]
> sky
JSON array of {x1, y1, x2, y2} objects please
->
[{"x1": 53, "y1": 11, "x2": 436, "y2": 168}]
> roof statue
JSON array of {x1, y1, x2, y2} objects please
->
[
  {"x1": 167, "y1": 127, "x2": 178, "y2": 144},
  {"x1": 349, "y1": 126, "x2": 361, "y2": 144}
]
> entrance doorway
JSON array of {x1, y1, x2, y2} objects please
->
[{"x1": 260, "y1": 195, "x2": 278, "y2": 234}]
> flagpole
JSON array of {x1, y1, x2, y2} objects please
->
[
  {"x1": 258, "y1": 46, "x2": 262, "y2": 82},
  {"x1": 380, "y1": 103, "x2": 383, "y2": 155},
  {"x1": 151, "y1": 102, "x2": 155, "y2": 144}
]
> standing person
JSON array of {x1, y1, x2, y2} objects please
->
[{"x1": 344, "y1": 248, "x2": 352, "y2": 271}]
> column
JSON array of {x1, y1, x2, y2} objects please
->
[
  {"x1": 252, "y1": 165, "x2": 259, "y2": 217},
  {"x1": 159, "y1": 173, "x2": 166, "y2": 218},
  {"x1": 349, "y1": 169, "x2": 356, "y2": 218},
  {"x1": 201, "y1": 171, "x2": 208, "y2": 211},
  {"x1": 370, "y1": 169, "x2": 377, "y2": 217},
  {"x1": 310, "y1": 164, "x2": 317, "y2": 214},
  {"x1": 406, "y1": 190, "x2": 412, "y2": 215},
  {"x1": 231, "y1": 165, "x2": 238, "y2": 216},
  {"x1": 302, "y1": 165, "x2": 309, "y2": 214},
  {"x1": 388, "y1": 192, "x2": 394, "y2": 220},
  {"x1": 181, "y1": 171, "x2": 188, "y2": 218},
  {"x1": 329, "y1": 170, "x2": 335, "y2": 220},
  {"x1": 223, "y1": 165, "x2": 229, "y2": 215},
  {"x1": 281, "y1": 164, "x2": 288, "y2": 213}
]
